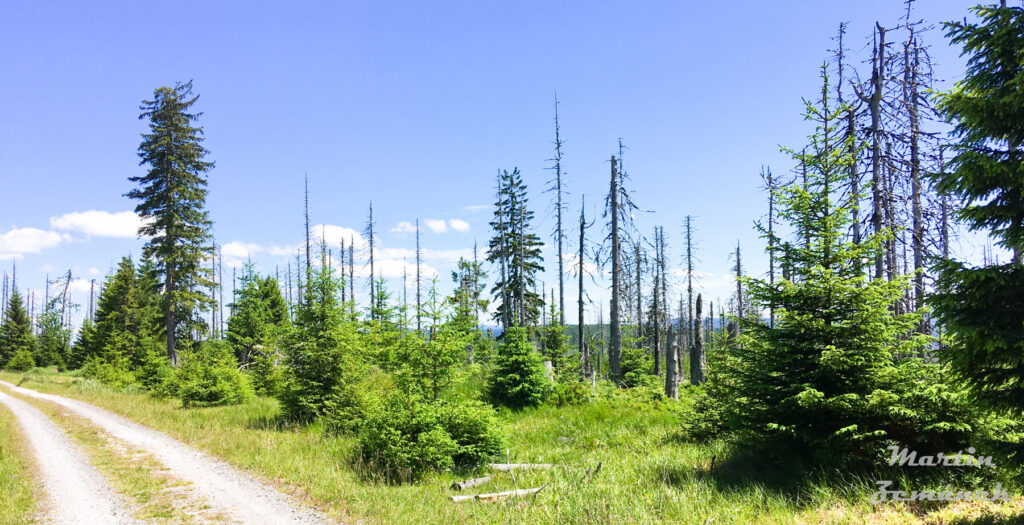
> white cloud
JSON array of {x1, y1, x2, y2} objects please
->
[
  {"x1": 50, "y1": 210, "x2": 147, "y2": 238},
  {"x1": 380, "y1": 247, "x2": 473, "y2": 262},
  {"x1": 221, "y1": 241, "x2": 264, "y2": 258},
  {"x1": 463, "y1": 204, "x2": 489, "y2": 213},
  {"x1": 425, "y1": 219, "x2": 447, "y2": 234},
  {"x1": 448, "y1": 219, "x2": 470, "y2": 232},
  {"x1": 391, "y1": 221, "x2": 417, "y2": 234},
  {"x1": 88, "y1": 267, "x2": 100, "y2": 276},
  {"x1": 267, "y1": 245, "x2": 295, "y2": 256},
  {"x1": 0, "y1": 227, "x2": 66, "y2": 259},
  {"x1": 69, "y1": 279, "x2": 94, "y2": 294},
  {"x1": 312, "y1": 224, "x2": 368, "y2": 250}
]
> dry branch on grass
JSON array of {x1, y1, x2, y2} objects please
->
[
  {"x1": 450, "y1": 475, "x2": 492, "y2": 491},
  {"x1": 488, "y1": 463, "x2": 552, "y2": 472},
  {"x1": 450, "y1": 486, "x2": 546, "y2": 503}
]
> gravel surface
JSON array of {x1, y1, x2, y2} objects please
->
[
  {"x1": 0, "y1": 380, "x2": 329, "y2": 525},
  {"x1": 0, "y1": 388, "x2": 140, "y2": 525}
]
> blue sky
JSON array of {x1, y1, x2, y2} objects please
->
[{"x1": 0, "y1": 1, "x2": 997, "y2": 327}]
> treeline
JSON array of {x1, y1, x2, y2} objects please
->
[{"x1": 2, "y1": 2, "x2": 1022, "y2": 483}]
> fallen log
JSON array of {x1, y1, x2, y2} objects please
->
[
  {"x1": 487, "y1": 463, "x2": 552, "y2": 472},
  {"x1": 450, "y1": 475, "x2": 492, "y2": 491},
  {"x1": 450, "y1": 487, "x2": 545, "y2": 503}
]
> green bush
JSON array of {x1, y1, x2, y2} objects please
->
[
  {"x1": 134, "y1": 343, "x2": 175, "y2": 396},
  {"x1": 357, "y1": 393, "x2": 502, "y2": 482},
  {"x1": 81, "y1": 353, "x2": 136, "y2": 389},
  {"x1": 486, "y1": 327, "x2": 551, "y2": 409},
  {"x1": 548, "y1": 382, "x2": 592, "y2": 407},
  {"x1": 5, "y1": 350, "x2": 35, "y2": 372},
  {"x1": 175, "y1": 341, "x2": 253, "y2": 408},
  {"x1": 619, "y1": 337, "x2": 652, "y2": 388}
]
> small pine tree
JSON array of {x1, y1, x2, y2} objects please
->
[
  {"x1": 175, "y1": 340, "x2": 253, "y2": 407},
  {"x1": 718, "y1": 68, "x2": 973, "y2": 467},
  {"x1": 487, "y1": 326, "x2": 551, "y2": 408},
  {"x1": 280, "y1": 261, "x2": 361, "y2": 421},
  {"x1": 932, "y1": 4, "x2": 1024, "y2": 416},
  {"x1": 0, "y1": 289, "x2": 35, "y2": 369}
]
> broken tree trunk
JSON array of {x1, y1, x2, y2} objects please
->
[
  {"x1": 450, "y1": 487, "x2": 545, "y2": 503},
  {"x1": 451, "y1": 475, "x2": 493, "y2": 491},
  {"x1": 488, "y1": 463, "x2": 553, "y2": 472}
]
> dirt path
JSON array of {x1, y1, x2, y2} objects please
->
[
  {"x1": 0, "y1": 388, "x2": 140, "y2": 525},
  {"x1": 0, "y1": 380, "x2": 328, "y2": 525}
]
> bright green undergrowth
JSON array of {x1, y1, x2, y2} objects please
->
[{"x1": 4, "y1": 370, "x2": 1021, "y2": 524}]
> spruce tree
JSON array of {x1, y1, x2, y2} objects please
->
[
  {"x1": 487, "y1": 168, "x2": 544, "y2": 330},
  {"x1": 719, "y1": 69, "x2": 970, "y2": 466},
  {"x1": 128, "y1": 81, "x2": 215, "y2": 366},
  {"x1": 487, "y1": 326, "x2": 550, "y2": 408},
  {"x1": 931, "y1": 4, "x2": 1024, "y2": 415},
  {"x1": 280, "y1": 257, "x2": 360, "y2": 421},
  {"x1": 0, "y1": 288, "x2": 35, "y2": 369}
]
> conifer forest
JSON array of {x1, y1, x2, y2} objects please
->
[{"x1": 1, "y1": 2, "x2": 1024, "y2": 524}]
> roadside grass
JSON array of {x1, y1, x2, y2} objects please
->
[
  {"x1": 2, "y1": 370, "x2": 1020, "y2": 524},
  {"x1": 0, "y1": 400, "x2": 38, "y2": 525},
  {"x1": 0, "y1": 383, "x2": 212, "y2": 524}
]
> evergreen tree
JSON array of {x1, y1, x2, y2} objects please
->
[
  {"x1": 69, "y1": 318, "x2": 96, "y2": 370},
  {"x1": 0, "y1": 288, "x2": 35, "y2": 369},
  {"x1": 487, "y1": 168, "x2": 544, "y2": 330},
  {"x1": 931, "y1": 4, "x2": 1024, "y2": 415},
  {"x1": 280, "y1": 259, "x2": 360, "y2": 421},
  {"x1": 35, "y1": 300, "x2": 70, "y2": 369},
  {"x1": 486, "y1": 326, "x2": 551, "y2": 409},
  {"x1": 718, "y1": 69, "x2": 971, "y2": 466},
  {"x1": 128, "y1": 81, "x2": 215, "y2": 366}
]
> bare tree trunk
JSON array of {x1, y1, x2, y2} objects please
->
[
  {"x1": 552, "y1": 95, "x2": 567, "y2": 326},
  {"x1": 907, "y1": 42, "x2": 926, "y2": 322},
  {"x1": 684, "y1": 216, "x2": 694, "y2": 350},
  {"x1": 367, "y1": 201, "x2": 376, "y2": 319},
  {"x1": 870, "y1": 24, "x2": 887, "y2": 279},
  {"x1": 304, "y1": 173, "x2": 311, "y2": 275},
  {"x1": 348, "y1": 237, "x2": 355, "y2": 309},
  {"x1": 165, "y1": 262, "x2": 177, "y2": 366},
  {"x1": 578, "y1": 196, "x2": 588, "y2": 379},
  {"x1": 608, "y1": 156, "x2": 622, "y2": 379},
  {"x1": 734, "y1": 241, "x2": 742, "y2": 338},
  {"x1": 652, "y1": 228, "x2": 660, "y2": 375},
  {"x1": 416, "y1": 219, "x2": 422, "y2": 331},
  {"x1": 691, "y1": 294, "x2": 705, "y2": 385}
]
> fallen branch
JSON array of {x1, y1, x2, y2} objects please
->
[
  {"x1": 450, "y1": 475, "x2": 492, "y2": 491},
  {"x1": 450, "y1": 487, "x2": 546, "y2": 503},
  {"x1": 488, "y1": 463, "x2": 552, "y2": 472}
]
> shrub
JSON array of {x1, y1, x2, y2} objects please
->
[
  {"x1": 5, "y1": 350, "x2": 35, "y2": 372},
  {"x1": 175, "y1": 341, "x2": 253, "y2": 408},
  {"x1": 358, "y1": 393, "x2": 502, "y2": 482},
  {"x1": 487, "y1": 326, "x2": 551, "y2": 409},
  {"x1": 134, "y1": 341, "x2": 175, "y2": 395},
  {"x1": 620, "y1": 337, "x2": 652, "y2": 388},
  {"x1": 81, "y1": 352, "x2": 136, "y2": 389},
  {"x1": 549, "y1": 382, "x2": 592, "y2": 407}
]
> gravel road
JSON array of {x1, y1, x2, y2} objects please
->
[
  {"x1": 0, "y1": 380, "x2": 329, "y2": 525},
  {"x1": 0, "y1": 388, "x2": 140, "y2": 525}
]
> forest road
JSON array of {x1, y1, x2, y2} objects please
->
[
  {"x1": 0, "y1": 380, "x2": 331, "y2": 525},
  {"x1": 0, "y1": 387, "x2": 140, "y2": 525}
]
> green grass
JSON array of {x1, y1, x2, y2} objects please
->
[
  {"x1": 0, "y1": 399, "x2": 38, "y2": 525},
  {"x1": 1, "y1": 370, "x2": 1020, "y2": 524}
]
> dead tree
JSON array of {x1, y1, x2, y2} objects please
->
[
  {"x1": 691, "y1": 294, "x2": 705, "y2": 385},
  {"x1": 855, "y1": 23, "x2": 889, "y2": 280},
  {"x1": 607, "y1": 155, "x2": 623, "y2": 378},
  {"x1": 547, "y1": 94, "x2": 568, "y2": 326}
]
